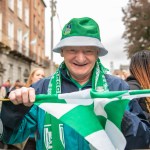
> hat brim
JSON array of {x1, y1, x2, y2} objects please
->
[{"x1": 52, "y1": 36, "x2": 108, "y2": 56}]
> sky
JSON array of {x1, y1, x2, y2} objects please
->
[{"x1": 44, "y1": 0, "x2": 130, "y2": 70}]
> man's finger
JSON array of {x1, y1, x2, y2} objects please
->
[
  {"x1": 9, "y1": 91, "x2": 19, "y2": 105},
  {"x1": 28, "y1": 87, "x2": 35, "y2": 103},
  {"x1": 21, "y1": 87, "x2": 30, "y2": 104},
  {"x1": 14, "y1": 89, "x2": 23, "y2": 104}
]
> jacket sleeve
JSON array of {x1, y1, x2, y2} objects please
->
[
  {"x1": 0, "y1": 77, "x2": 50, "y2": 144},
  {"x1": 0, "y1": 101, "x2": 33, "y2": 143},
  {"x1": 121, "y1": 99, "x2": 150, "y2": 149}
]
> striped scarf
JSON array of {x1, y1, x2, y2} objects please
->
[{"x1": 43, "y1": 58, "x2": 108, "y2": 150}]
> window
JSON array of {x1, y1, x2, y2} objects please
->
[
  {"x1": 8, "y1": 64, "x2": 13, "y2": 81},
  {"x1": 24, "y1": 36, "x2": 29, "y2": 56},
  {"x1": 17, "y1": 29, "x2": 22, "y2": 52},
  {"x1": 38, "y1": 21, "x2": 40, "y2": 35},
  {"x1": 37, "y1": 46, "x2": 40, "y2": 63},
  {"x1": 24, "y1": 8, "x2": 29, "y2": 26},
  {"x1": 17, "y1": 0, "x2": 22, "y2": 19},
  {"x1": 38, "y1": 5, "x2": 41, "y2": 15},
  {"x1": 0, "y1": 13, "x2": 2, "y2": 31},
  {"x1": 33, "y1": 15, "x2": 36, "y2": 26},
  {"x1": 34, "y1": 0, "x2": 37, "y2": 9},
  {"x1": 8, "y1": 21, "x2": 14, "y2": 39},
  {"x1": 33, "y1": 15, "x2": 37, "y2": 33},
  {"x1": 0, "y1": 75, "x2": 3, "y2": 86},
  {"x1": 0, "y1": 13, "x2": 2, "y2": 41},
  {"x1": 23, "y1": 30, "x2": 29, "y2": 55},
  {"x1": 8, "y1": 0, "x2": 14, "y2": 11},
  {"x1": 18, "y1": 67, "x2": 21, "y2": 80}
]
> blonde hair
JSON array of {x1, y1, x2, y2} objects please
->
[{"x1": 26, "y1": 68, "x2": 44, "y2": 87}]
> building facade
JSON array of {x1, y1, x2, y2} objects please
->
[{"x1": 0, "y1": 0, "x2": 52, "y2": 85}]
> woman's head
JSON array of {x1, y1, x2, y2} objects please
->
[
  {"x1": 26, "y1": 68, "x2": 45, "y2": 87},
  {"x1": 129, "y1": 50, "x2": 150, "y2": 89}
]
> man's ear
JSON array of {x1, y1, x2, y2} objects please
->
[
  {"x1": 60, "y1": 49, "x2": 64, "y2": 57},
  {"x1": 97, "y1": 50, "x2": 100, "y2": 58}
]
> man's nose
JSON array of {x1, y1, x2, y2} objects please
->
[
  {"x1": 39, "y1": 75, "x2": 43, "y2": 79},
  {"x1": 76, "y1": 51, "x2": 86, "y2": 62}
]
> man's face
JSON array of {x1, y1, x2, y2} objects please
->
[{"x1": 61, "y1": 46, "x2": 99, "y2": 81}]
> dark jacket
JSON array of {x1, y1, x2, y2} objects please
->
[
  {"x1": 126, "y1": 75, "x2": 150, "y2": 114},
  {"x1": 122, "y1": 75, "x2": 150, "y2": 149},
  {"x1": 126, "y1": 75, "x2": 141, "y2": 90},
  {"x1": 1, "y1": 70, "x2": 129, "y2": 150}
]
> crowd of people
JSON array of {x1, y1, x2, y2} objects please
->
[
  {"x1": 0, "y1": 80, "x2": 24, "y2": 99},
  {"x1": 0, "y1": 17, "x2": 150, "y2": 150},
  {"x1": 113, "y1": 69, "x2": 130, "y2": 80},
  {"x1": 0, "y1": 68, "x2": 45, "y2": 149}
]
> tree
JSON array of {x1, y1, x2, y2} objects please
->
[{"x1": 122, "y1": 0, "x2": 150, "y2": 58}]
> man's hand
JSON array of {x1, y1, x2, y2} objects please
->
[{"x1": 9, "y1": 87, "x2": 35, "y2": 107}]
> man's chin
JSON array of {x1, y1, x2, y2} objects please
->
[{"x1": 73, "y1": 73, "x2": 88, "y2": 78}]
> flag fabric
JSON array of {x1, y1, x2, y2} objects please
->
[{"x1": 34, "y1": 89, "x2": 150, "y2": 150}]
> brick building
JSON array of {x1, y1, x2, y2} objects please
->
[{"x1": 0, "y1": 0, "x2": 53, "y2": 85}]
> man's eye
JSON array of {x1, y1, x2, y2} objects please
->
[
  {"x1": 86, "y1": 50, "x2": 92, "y2": 53},
  {"x1": 68, "y1": 49, "x2": 76, "y2": 53},
  {"x1": 84, "y1": 50, "x2": 94, "y2": 54}
]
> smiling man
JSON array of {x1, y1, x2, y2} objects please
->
[
  {"x1": 1, "y1": 17, "x2": 129, "y2": 150},
  {"x1": 60, "y1": 46, "x2": 99, "y2": 85}
]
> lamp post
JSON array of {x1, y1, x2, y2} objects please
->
[{"x1": 50, "y1": 0, "x2": 56, "y2": 74}]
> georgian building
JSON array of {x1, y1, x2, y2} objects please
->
[{"x1": 0, "y1": 0, "x2": 52, "y2": 85}]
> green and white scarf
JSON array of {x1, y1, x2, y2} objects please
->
[{"x1": 43, "y1": 58, "x2": 108, "y2": 150}]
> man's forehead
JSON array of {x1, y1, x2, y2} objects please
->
[{"x1": 62, "y1": 46, "x2": 99, "y2": 50}]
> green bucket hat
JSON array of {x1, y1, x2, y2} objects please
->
[{"x1": 53, "y1": 17, "x2": 108, "y2": 56}]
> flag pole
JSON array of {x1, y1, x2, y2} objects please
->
[
  {"x1": 0, "y1": 98, "x2": 9, "y2": 101},
  {"x1": 50, "y1": 0, "x2": 57, "y2": 74}
]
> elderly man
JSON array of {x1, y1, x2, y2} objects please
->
[{"x1": 1, "y1": 17, "x2": 129, "y2": 150}]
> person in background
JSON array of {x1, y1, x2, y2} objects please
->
[
  {"x1": 122, "y1": 50, "x2": 150, "y2": 149},
  {"x1": 26, "y1": 68, "x2": 45, "y2": 88},
  {"x1": 1, "y1": 17, "x2": 129, "y2": 150},
  {"x1": 10, "y1": 80, "x2": 24, "y2": 91},
  {"x1": 23, "y1": 68, "x2": 45, "y2": 150},
  {"x1": 122, "y1": 70, "x2": 130, "y2": 80},
  {"x1": 113, "y1": 70, "x2": 130, "y2": 80},
  {"x1": 0, "y1": 80, "x2": 11, "y2": 98},
  {"x1": 0, "y1": 81, "x2": 19, "y2": 150}
]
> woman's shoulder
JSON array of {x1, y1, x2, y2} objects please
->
[
  {"x1": 31, "y1": 76, "x2": 51, "y2": 94},
  {"x1": 105, "y1": 74, "x2": 129, "y2": 90},
  {"x1": 126, "y1": 75, "x2": 141, "y2": 90}
]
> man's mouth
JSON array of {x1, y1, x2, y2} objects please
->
[{"x1": 73, "y1": 63, "x2": 87, "y2": 66}]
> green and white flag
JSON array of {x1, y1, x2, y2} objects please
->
[{"x1": 35, "y1": 89, "x2": 150, "y2": 150}]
